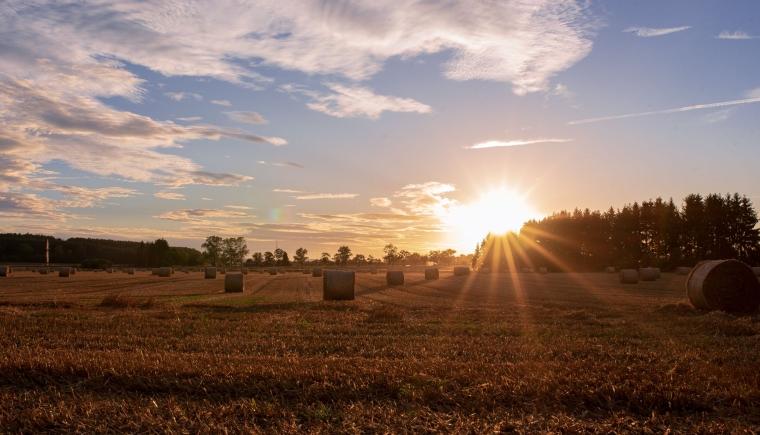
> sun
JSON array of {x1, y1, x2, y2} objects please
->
[{"x1": 441, "y1": 187, "x2": 540, "y2": 252}]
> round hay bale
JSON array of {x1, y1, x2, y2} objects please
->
[
  {"x1": 0, "y1": 266, "x2": 11, "y2": 277},
  {"x1": 151, "y1": 268, "x2": 159, "y2": 276},
  {"x1": 204, "y1": 267, "x2": 217, "y2": 279},
  {"x1": 538, "y1": 267, "x2": 548, "y2": 274},
  {"x1": 386, "y1": 270, "x2": 404, "y2": 286},
  {"x1": 605, "y1": 266, "x2": 616, "y2": 273},
  {"x1": 302, "y1": 269, "x2": 311, "y2": 274},
  {"x1": 59, "y1": 267, "x2": 71, "y2": 278},
  {"x1": 312, "y1": 268, "x2": 323, "y2": 277},
  {"x1": 323, "y1": 270, "x2": 355, "y2": 300},
  {"x1": 224, "y1": 273, "x2": 245, "y2": 293},
  {"x1": 453, "y1": 266, "x2": 470, "y2": 276},
  {"x1": 370, "y1": 268, "x2": 378, "y2": 274},
  {"x1": 639, "y1": 267, "x2": 659, "y2": 281},
  {"x1": 675, "y1": 266, "x2": 692, "y2": 275},
  {"x1": 686, "y1": 259, "x2": 760, "y2": 314},
  {"x1": 619, "y1": 269, "x2": 639, "y2": 284},
  {"x1": 424, "y1": 267, "x2": 439, "y2": 280},
  {"x1": 126, "y1": 268, "x2": 135, "y2": 275},
  {"x1": 268, "y1": 269, "x2": 277, "y2": 276},
  {"x1": 157, "y1": 267, "x2": 172, "y2": 277},
  {"x1": 39, "y1": 269, "x2": 48, "y2": 275}
]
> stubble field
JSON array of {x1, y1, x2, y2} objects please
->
[{"x1": 0, "y1": 269, "x2": 759, "y2": 432}]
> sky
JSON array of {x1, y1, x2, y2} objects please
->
[{"x1": 1, "y1": 0, "x2": 759, "y2": 256}]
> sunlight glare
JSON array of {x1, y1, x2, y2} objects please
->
[{"x1": 442, "y1": 187, "x2": 540, "y2": 252}]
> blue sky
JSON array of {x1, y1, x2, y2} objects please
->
[{"x1": 1, "y1": 0, "x2": 759, "y2": 255}]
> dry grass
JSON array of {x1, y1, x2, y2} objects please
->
[{"x1": 0, "y1": 269, "x2": 758, "y2": 432}]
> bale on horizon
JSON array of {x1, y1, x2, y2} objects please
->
[
  {"x1": 676, "y1": 266, "x2": 692, "y2": 275},
  {"x1": 323, "y1": 270, "x2": 355, "y2": 300},
  {"x1": 687, "y1": 259, "x2": 760, "y2": 314},
  {"x1": 453, "y1": 266, "x2": 470, "y2": 276},
  {"x1": 59, "y1": 267, "x2": 71, "y2": 278},
  {"x1": 605, "y1": 266, "x2": 616, "y2": 273},
  {"x1": 619, "y1": 269, "x2": 638, "y2": 284},
  {"x1": 204, "y1": 267, "x2": 217, "y2": 279},
  {"x1": 0, "y1": 266, "x2": 11, "y2": 277},
  {"x1": 538, "y1": 266, "x2": 548, "y2": 274},
  {"x1": 312, "y1": 268, "x2": 322, "y2": 277},
  {"x1": 157, "y1": 267, "x2": 171, "y2": 277},
  {"x1": 224, "y1": 273, "x2": 245, "y2": 293},
  {"x1": 387, "y1": 270, "x2": 404, "y2": 285},
  {"x1": 425, "y1": 267, "x2": 439, "y2": 280},
  {"x1": 640, "y1": 267, "x2": 659, "y2": 281}
]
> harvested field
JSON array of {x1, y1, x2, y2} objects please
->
[{"x1": 0, "y1": 269, "x2": 759, "y2": 432}]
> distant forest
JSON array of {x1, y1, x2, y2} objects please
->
[
  {"x1": 476, "y1": 193, "x2": 760, "y2": 271},
  {"x1": 0, "y1": 234, "x2": 203, "y2": 267}
]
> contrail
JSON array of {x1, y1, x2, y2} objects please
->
[
  {"x1": 466, "y1": 138, "x2": 573, "y2": 149},
  {"x1": 568, "y1": 96, "x2": 760, "y2": 125}
]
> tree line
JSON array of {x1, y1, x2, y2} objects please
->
[
  {"x1": 474, "y1": 193, "x2": 760, "y2": 272},
  {"x1": 0, "y1": 234, "x2": 203, "y2": 267},
  {"x1": 198, "y1": 236, "x2": 467, "y2": 268}
]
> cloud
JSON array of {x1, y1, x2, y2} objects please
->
[
  {"x1": 745, "y1": 88, "x2": 760, "y2": 99},
  {"x1": 624, "y1": 26, "x2": 690, "y2": 37},
  {"x1": 467, "y1": 138, "x2": 573, "y2": 149},
  {"x1": 154, "y1": 191, "x2": 186, "y2": 201},
  {"x1": 703, "y1": 109, "x2": 733, "y2": 124},
  {"x1": 227, "y1": 111, "x2": 268, "y2": 124},
  {"x1": 370, "y1": 197, "x2": 392, "y2": 207},
  {"x1": 257, "y1": 160, "x2": 304, "y2": 169},
  {"x1": 394, "y1": 182, "x2": 457, "y2": 216},
  {"x1": 0, "y1": 78, "x2": 282, "y2": 191},
  {"x1": 568, "y1": 94, "x2": 760, "y2": 125},
  {"x1": 155, "y1": 208, "x2": 252, "y2": 223},
  {"x1": 716, "y1": 31, "x2": 756, "y2": 40},
  {"x1": 225, "y1": 205, "x2": 252, "y2": 210},
  {"x1": 176, "y1": 116, "x2": 203, "y2": 122},
  {"x1": 210, "y1": 99, "x2": 232, "y2": 107},
  {"x1": 552, "y1": 83, "x2": 574, "y2": 99},
  {"x1": 281, "y1": 83, "x2": 431, "y2": 119},
  {"x1": 294, "y1": 193, "x2": 359, "y2": 200},
  {"x1": 273, "y1": 188, "x2": 304, "y2": 193},
  {"x1": 165, "y1": 91, "x2": 203, "y2": 101}
]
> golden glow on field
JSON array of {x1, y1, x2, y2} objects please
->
[{"x1": 442, "y1": 187, "x2": 540, "y2": 252}]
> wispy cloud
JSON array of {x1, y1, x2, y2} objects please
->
[
  {"x1": 281, "y1": 83, "x2": 431, "y2": 119},
  {"x1": 176, "y1": 116, "x2": 202, "y2": 122},
  {"x1": 568, "y1": 95, "x2": 760, "y2": 125},
  {"x1": 155, "y1": 208, "x2": 252, "y2": 223},
  {"x1": 227, "y1": 111, "x2": 267, "y2": 124},
  {"x1": 258, "y1": 161, "x2": 304, "y2": 169},
  {"x1": 294, "y1": 193, "x2": 358, "y2": 200},
  {"x1": 154, "y1": 191, "x2": 186, "y2": 201},
  {"x1": 273, "y1": 188, "x2": 304, "y2": 194},
  {"x1": 370, "y1": 197, "x2": 392, "y2": 207},
  {"x1": 467, "y1": 138, "x2": 573, "y2": 149},
  {"x1": 165, "y1": 91, "x2": 203, "y2": 101},
  {"x1": 624, "y1": 26, "x2": 690, "y2": 37},
  {"x1": 210, "y1": 99, "x2": 232, "y2": 107},
  {"x1": 716, "y1": 31, "x2": 756, "y2": 40}
]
